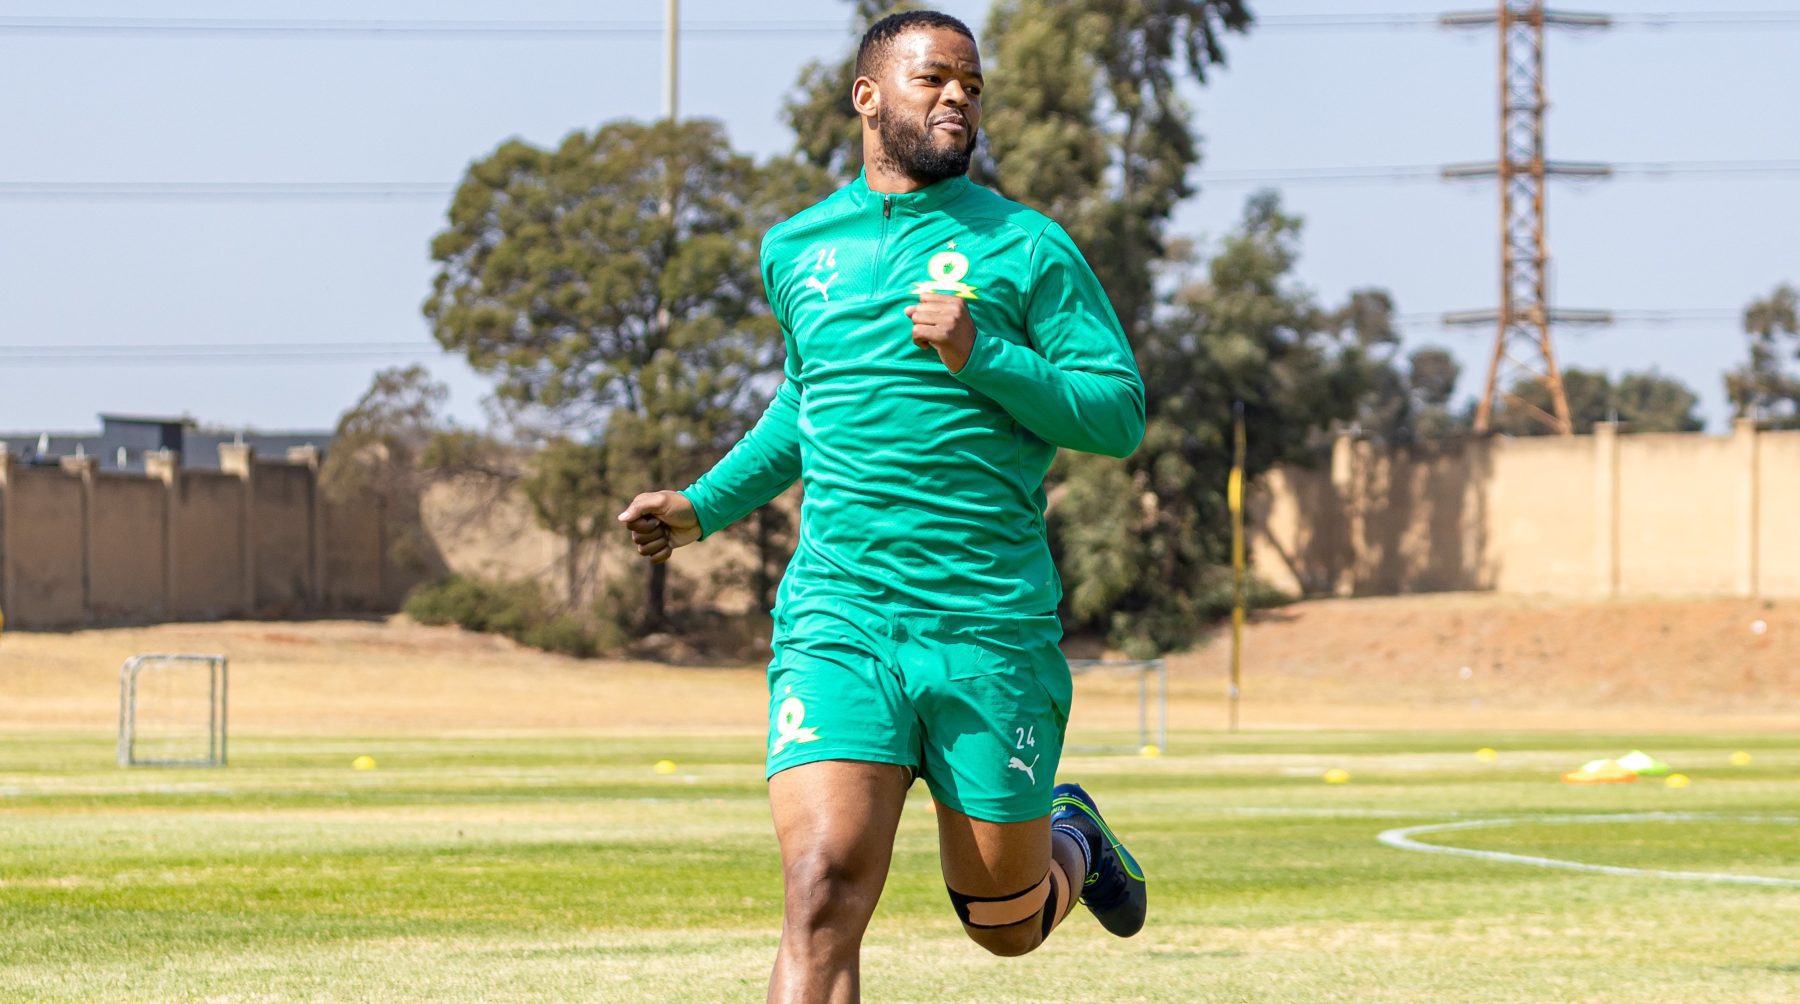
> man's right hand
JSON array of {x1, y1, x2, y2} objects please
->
[{"x1": 617, "y1": 491, "x2": 702, "y2": 564}]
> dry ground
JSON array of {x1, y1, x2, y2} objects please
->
[{"x1": 2, "y1": 593, "x2": 1796, "y2": 735}]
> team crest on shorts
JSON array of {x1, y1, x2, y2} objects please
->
[{"x1": 771, "y1": 696, "x2": 820, "y2": 755}]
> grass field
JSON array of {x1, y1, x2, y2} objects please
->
[{"x1": 5, "y1": 727, "x2": 1800, "y2": 1002}]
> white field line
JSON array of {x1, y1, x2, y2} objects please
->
[{"x1": 1378, "y1": 812, "x2": 1800, "y2": 888}]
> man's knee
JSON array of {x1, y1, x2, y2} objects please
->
[
  {"x1": 782, "y1": 851, "x2": 880, "y2": 930},
  {"x1": 962, "y1": 920, "x2": 1045, "y2": 957},
  {"x1": 947, "y1": 873, "x2": 1054, "y2": 957}
]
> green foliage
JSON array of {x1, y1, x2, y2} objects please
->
[
  {"x1": 519, "y1": 439, "x2": 609, "y2": 608},
  {"x1": 784, "y1": 1, "x2": 917, "y2": 180},
  {"x1": 1353, "y1": 340, "x2": 1471, "y2": 445},
  {"x1": 1726, "y1": 283, "x2": 1800, "y2": 428},
  {"x1": 1497, "y1": 367, "x2": 1703, "y2": 435},
  {"x1": 425, "y1": 118, "x2": 827, "y2": 625},
  {"x1": 979, "y1": 0, "x2": 1253, "y2": 337},
  {"x1": 321, "y1": 366, "x2": 451, "y2": 580},
  {"x1": 1053, "y1": 193, "x2": 1366, "y2": 655},
  {"x1": 788, "y1": 0, "x2": 1253, "y2": 338},
  {"x1": 320, "y1": 365, "x2": 447, "y2": 504},
  {"x1": 425, "y1": 119, "x2": 817, "y2": 449},
  {"x1": 404, "y1": 575, "x2": 596, "y2": 658},
  {"x1": 419, "y1": 429, "x2": 518, "y2": 480}
]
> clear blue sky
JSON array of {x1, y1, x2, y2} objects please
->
[{"x1": 3, "y1": 1, "x2": 1796, "y2": 435}]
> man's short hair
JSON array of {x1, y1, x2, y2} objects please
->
[{"x1": 855, "y1": 10, "x2": 977, "y2": 80}]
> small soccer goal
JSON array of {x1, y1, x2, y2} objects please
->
[
  {"x1": 1067, "y1": 658, "x2": 1167, "y2": 754},
  {"x1": 117, "y1": 654, "x2": 229, "y2": 768}
]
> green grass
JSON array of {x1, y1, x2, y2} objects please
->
[{"x1": 4, "y1": 730, "x2": 1799, "y2": 1002}]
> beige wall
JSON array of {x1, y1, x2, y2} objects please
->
[
  {"x1": 90, "y1": 474, "x2": 167, "y2": 620},
  {"x1": 1256, "y1": 421, "x2": 1800, "y2": 601},
  {"x1": 323, "y1": 494, "x2": 385, "y2": 611},
  {"x1": 0, "y1": 445, "x2": 388, "y2": 629},
  {"x1": 1349, "y1": 439, "x2": 1493, "y2": 594},
  {"x1": 171, "y1": 471, "x2": 246, "y2": 619},
  {"x1": 252, "y1": 460, "x2": 315, "y2": 614},
  {"x1": 1488, "y1": 436, "x2": 1600, "y2": 594},
  {"x1": 1616, "y1": 433, "x2": 1744, "y2": 595},
  {"x1": 1758, "y1": 431, "x2": 1800, "y2": 597},
  {"x1": 4, "y1": 468, "x2": 85, "y2": 627},
  {"x1": 1250, "y1": 462, "x2": 1347, "y2": 598}
]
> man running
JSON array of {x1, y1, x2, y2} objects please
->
[{"x1": 619, "y1": 11, "x2": 1147, "y2": 1002}]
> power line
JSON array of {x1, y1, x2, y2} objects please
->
[
  {"x1": 0, "y1": 342, "x2": 441, "y2": 365},
  {"x1": 0, "y1": 17, "x2": 852, "y2": 39},
  {"x1": 0, "y1": 182, "x2": 449, "y2": 203},
  {"x1": 4, "y1": 161, "x2": 1795, "y2": 203},
  {"x1": 1396, "y1": 308, "x2": 1742, "y2": 327},
  {"x1": 0, "y1": 312, "x2": 1752, "y2": 366},
  {"x1": 4, "y1": 12, "x2": 1800, "y2": 38}
]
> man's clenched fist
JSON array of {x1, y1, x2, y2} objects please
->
[
  {"x1": 617, "y1": 491, "x2": 702, "y2": 564},
  {"x1": 904, "y1": 292, "x2": 977, "y2": 373}
]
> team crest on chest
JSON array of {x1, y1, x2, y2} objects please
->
[{"x1": 914, "y1": 240, "x2": 980, "y2": 300}]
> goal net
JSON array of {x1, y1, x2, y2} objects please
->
[
  {"x1": 117, "y1": 654, "x2": 229, "y2": 767},
  {"x1": 1067, "y1": 658, "x2": 1167, "y2": 754}
]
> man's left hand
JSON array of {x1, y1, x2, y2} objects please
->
[{"x1": 904, "y1": 292, "x2": 976, "y2": 373}]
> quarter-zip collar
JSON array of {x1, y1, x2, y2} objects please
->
[{"x1": 850, "y1": 168, "x2": 972, "y2": 216}]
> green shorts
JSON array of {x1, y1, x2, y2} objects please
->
[{"x1": 764, "y1": 595, "x2": 1072, "y2": 823}]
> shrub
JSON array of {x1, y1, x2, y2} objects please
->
[{"x1": 404, "y1": 575, "x2": 598, "y2": 658}]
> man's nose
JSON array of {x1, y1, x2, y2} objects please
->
[{"x1": 941, "y1": 82, "x2": 971, "y2": 107}]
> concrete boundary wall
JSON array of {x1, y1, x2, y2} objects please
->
[
  {"x1": 1253, "y1": 420, "x2": 1800, "y2": 600},
  {"x1": 0, "y1": 444, "x2": 386, "y2": 629}
]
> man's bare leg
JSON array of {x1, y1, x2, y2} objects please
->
[
  {"x1": 934, "y1": 805, "x2": 1087, "y2": 957},
  {"x1": 767, "y1": 760, "x2": 911, "y2": 1004}
]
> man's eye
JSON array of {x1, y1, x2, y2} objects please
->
[{"x1": 921, "y1": 75, "x2": 942, "y2": 84}]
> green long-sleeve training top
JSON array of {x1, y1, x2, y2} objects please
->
[{"x1": 682, "y1": 171, "x2": 1146, "y2": 616}]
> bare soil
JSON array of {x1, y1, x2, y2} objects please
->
[{"x1": 2, "y1": 593, "x2": 1795, "y2": 735}]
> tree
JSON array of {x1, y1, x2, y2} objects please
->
[
  {"x1": 1613, "y1": 371, "x2": 1703, "y2": 433},
  {"x1": 977, "y1": 0, "x2": 1253, "y2": 340},
  {"x1": 787, "y1": 0, "x2": 1252, "y2": 342},
  {"x1": 785, "y1": 1, "x2": 918, "y2": 180},
  {"x1": 519, "y1": 439, "x2": 609, "y2": 610},
  {"x1": 1726, "y1": 283, "x2": 1800, "y2": 428},
  {"x1": 1052, "y1": 193, "x2": 1368, "y2": 655},
  {"x1": 1319, "y1": 288, "x2": 1468, "y2": 444},
  {"x1": 320, "y1": 365, "x2": 450, "y2": 579},
  {"x1": 1497, "y1": 367, "x2": 1702, "y2": 435},
  {"x1": 424, "y1": 119, "x2": 827, "y2": 625},
  {"x1": 321, "y1": 365, "x2": 446, "y2": 500}
]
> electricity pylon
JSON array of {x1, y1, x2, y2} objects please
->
[{"x1": 1441, "y1": 2, "x2": 1614, "y2": 435}]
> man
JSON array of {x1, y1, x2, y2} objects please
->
[{"x1": 619, "y1": 11, "x2": 1147, "y2": 1002}]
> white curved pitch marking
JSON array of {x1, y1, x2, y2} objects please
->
[{"x1": 1378, "y1": 812, "x2": 1800, "y2": 888}]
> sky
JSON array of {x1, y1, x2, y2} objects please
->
[{"x1": 2, "y1": 0, "x2": 1797, "y2": 436}]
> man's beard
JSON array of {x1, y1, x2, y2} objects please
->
[{"x1": 876, "y1": 111, "x2": 977, "y2": 185}]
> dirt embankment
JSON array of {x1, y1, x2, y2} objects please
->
[{"x1": 1, "y1": 594, "x2": 1795, "y2": 735}]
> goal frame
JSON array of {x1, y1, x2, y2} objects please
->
[
  {"x1": 117, "y1": 653, "x2": 229, "y2": 768},
  {"x1": 1066, "y1": 658, "x2": 1168, "y2": 754}
]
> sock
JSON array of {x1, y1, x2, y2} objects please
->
[{"x1": 1051, "y1": 822, "x2": 1094, "y2": 879}]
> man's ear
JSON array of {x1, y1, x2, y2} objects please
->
[{"x1": 851, "y1": 75, "x2": 880, "y2": 121}]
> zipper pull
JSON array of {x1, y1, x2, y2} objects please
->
[{"x1": 883, "y1": 197, "x2": 892, "y2": 219}]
